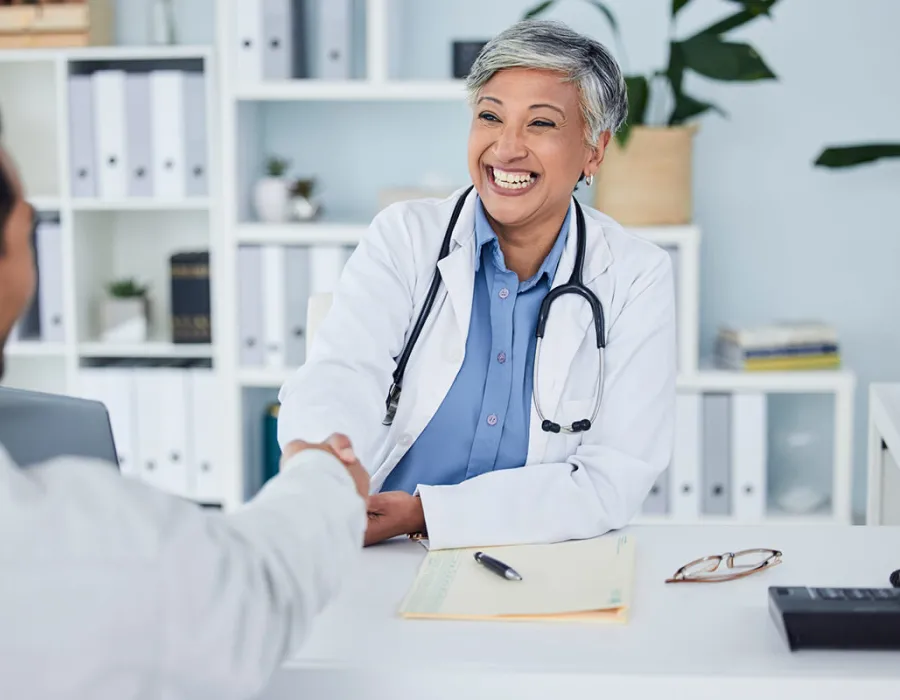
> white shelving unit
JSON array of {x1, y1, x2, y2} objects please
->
[{"x1": 2, "y1": 0, "x2": 856, "y2": 522}]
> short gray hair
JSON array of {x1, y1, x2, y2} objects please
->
[{"x1": 465, "y1": 19, "x2": 627, "y2": 144}]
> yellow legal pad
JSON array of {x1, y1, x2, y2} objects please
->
[{"x1": 399, "y1": 534, "x2": 635, "y2": 623}]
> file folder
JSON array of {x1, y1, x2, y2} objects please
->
[
  {"x1": 284, "y1": 246, "x2": 310, "y2": 366},
  {"x1": 309, "y1": 245, "x2": 346, "y2": 295},
  {"x1": 731, "y1": 392, "x2": 768, "y2": 521},
  {"x1": 262, "y1": 245, "x2": 286, "y2": 368},
  {"x1": 67, "y1": 75, "x2": 97, "y2": 198},
  {"x1": 671, "y1": 392, "x2": 702, "y2": 520},
  {"x1": 183, "y1": 71, "x2": 208, "y2": 197},
  {"x1": 92, "y1": 70, "x2": 128, "y2": 199},
  {"x1": 316, "y1": 0, "x2": 351, "y2": 79},
  {"x1": 77, "y1": 368, "x2": 139, "y2": 478},
  {"x1": 34, "y1": 220, "x2": 65, "y2": 342},
  {"x1": 134, "y1": 369, "x2": 191, "y2": 497},
  {"x1": 125, "y1": 72, "x2": 154, "y2": 197},
  {"x1": 400, "y1": 534, "x2": 635, "y2": 622},
  {"x1": 150, "y1": 70, "x2": 186, "y2": 199},
  {"x1": 701, "y1": 393, "x2": 732, "y2": 516},
  {"x1": 262, "y1": 0, "x2": 292, "y2": 80},
  {"x1": 238, "y1": 246, "x2": 265, "y2": 366},
  {"x1": 188, "y1": 368, "x2": 224, "y2": 505},
  {"x1": 234, "y1": 0, "x2": 263, "y2": 83}
]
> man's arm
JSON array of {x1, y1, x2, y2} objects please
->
[
  {"x1": 417, "y1": 251, "x2": 677, "y2": 550},
  {"x1": 157, "y1": 447, "x2": 366, "y2": 698}
]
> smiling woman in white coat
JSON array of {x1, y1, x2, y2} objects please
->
[{"x1": 278, "y1": 19, "x2": 677, "y2": 551}]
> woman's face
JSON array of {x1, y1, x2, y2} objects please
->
[{"x1": 467, "y1": 67, "x2": 607, "y2": 231}]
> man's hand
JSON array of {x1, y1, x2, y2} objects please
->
[
  {"x1": 280, "y1": 433, "x2": 370, "y2": 499},
  {"x1": 364, "y1": 491, "x2": 426, "y2": 546}
]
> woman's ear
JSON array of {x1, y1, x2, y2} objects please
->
[{"x1": 591, "y1": 132, "x2": 612, "y2": 169}]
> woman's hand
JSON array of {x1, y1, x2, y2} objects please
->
[{"x1": 364, "y1": 491, "x2": 426, "y2": 546}]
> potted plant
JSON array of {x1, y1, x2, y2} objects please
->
[
  {"x1": 100, "y1": 278, "x2": 150, "y2": 344},
  {"x1": 524, "y1": 0, "x2": 780, "y2": 226},
  {"x1": 288, "y1": 177, "x2": 321, "y2": 221},
  {"x1": 253, "y1": 155, "x2": 292, "y2": 223}
]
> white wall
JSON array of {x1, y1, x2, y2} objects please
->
[{"x1": 115, "y1": 0, "x2": 900, "y2": 515}]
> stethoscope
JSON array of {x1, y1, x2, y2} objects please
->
[{"x1": 383, "y1": 185, "x2": 607, "y2": 435}]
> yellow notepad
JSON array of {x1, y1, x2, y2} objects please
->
[{"x1": 399, "y1": 534, "x2": 634, "y2": 623}]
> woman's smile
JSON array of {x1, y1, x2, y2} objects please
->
[{"x1": 485, "y1": 164, "x2": 540, "y2": 196}]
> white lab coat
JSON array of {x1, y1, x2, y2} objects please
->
[
  {"x1": 278, "y1": 187, "x2": 676, "y2": 550},
  {"x1": 0, "y1": 444, "x2": 365, "y2": 700}
]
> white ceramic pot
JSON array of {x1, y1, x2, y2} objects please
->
[
  {"x1": 100, "y1": 297, "x2": 149, "y2": 343},
  {"x1": 253, "y1": 177, "x2": 290, "y2": 223}
]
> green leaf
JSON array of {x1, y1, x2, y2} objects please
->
[
  {"x1": 523, "y1": 0, "x2": 556, "y2": 19},
  {"x1": 679, "y1": 34, "x2": 776, "y2": 81},
  {"x1": 672, "y1": 0, "x2": 692, "y2": 17},
  {"x1": 814, "y1": 144, "x2": 900, "y2": 168},
  {"x1": 724, "y1": 0, "x2": 778, "y2": 15},
  {"x1": 585, "y1": 0, "x2": 621, "y2": 37},
  {"x1": 616, "y1": 75, "x2": 649, "y2": 146},
  {"x1": 669, "y1": 93, "x2": 726, "y2": 125}
]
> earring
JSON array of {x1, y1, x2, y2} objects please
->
[{"x1": 585, "y1": 173, "x2": 594, "y2": 186}]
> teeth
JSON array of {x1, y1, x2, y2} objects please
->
[{"x1": 491, "y1": 167, "x2": 535, "y2": 189}]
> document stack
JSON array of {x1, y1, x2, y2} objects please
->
[
  {"x1": 67, "y1": 68, "x2": 208, "y2": 199},
  {"x1": 715, "y1": 322, "x2": 841, "y2": 371}
]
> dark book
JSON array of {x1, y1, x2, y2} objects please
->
[
  {"x1": 263, "y1": 403, "x2": 281, "y2": 484},
  {"x1": 169, "y1": 251, "x2": 211, "y2": 344}
]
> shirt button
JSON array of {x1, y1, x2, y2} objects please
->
[
  {"x1": 497, "y1": 351, "x2": 506, "y2": 364},
  {"x1": 486, "y1": 414, "x2": 498, "y2": 426},
  {"x1": 498, "y1": 288, "x2": 509, "y2": 299}
]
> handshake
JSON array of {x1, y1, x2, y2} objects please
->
[{"x1": 281, "y1": 434, "x2": 426, "y2": 546}]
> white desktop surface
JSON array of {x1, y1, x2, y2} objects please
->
[{"x1": 262, "y1": 525, "x2": 900, "y2": 700}]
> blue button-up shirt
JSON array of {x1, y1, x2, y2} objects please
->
[{"x1": 381, "y1": 198, "x2": 570, "y2": 494}]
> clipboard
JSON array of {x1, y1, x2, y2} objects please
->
[{"x1": 399, "y1": 534, "x2": 635, "y2": 623}]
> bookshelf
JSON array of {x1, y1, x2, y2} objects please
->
[{"x1": 1, "y1": 1, "x2": 857, "y2": 523}]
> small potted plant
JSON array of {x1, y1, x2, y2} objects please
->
[
  {"x1": 288, "y1": 177, "x2": 321, "y2": 221},
  {"x1": 253, "y1": 155, "x2": 292, "y2": 223},
  {"x1": 101, "y1": 278, "x2": 150, "y2": 343}
]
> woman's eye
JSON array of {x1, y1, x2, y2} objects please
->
[
  {"x1": 478, "y1": 112, "x2": 500, "y2": 123},
  {"x1": 531, "y1": 119, "x2": 555, "y2": 128}
]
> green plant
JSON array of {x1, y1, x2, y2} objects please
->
[
  {"x1": 106, "y1": 278, "x2": 149, "y2": 298},
  {"x1": 814, "y1": 143, "x2": 900, "y2": 168},
  {"x1": 290, "y1": 177, "x2": 316, "y2": 198},
  {"x1": 523, "y1": 0, "x2": 780, "y2": 144},
  {"x1": 265, "y1": 156, "x2": 291, "y2": 178}
]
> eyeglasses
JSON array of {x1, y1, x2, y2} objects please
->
[{"x1": 665, "y1": 548, "x2": 782, "y2": 584}]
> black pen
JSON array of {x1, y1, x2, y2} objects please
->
[{"x1": 474, "y1": 551, "x2": 522, "y2": 581}]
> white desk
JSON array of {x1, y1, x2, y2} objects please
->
[
  {"x1": 868, "y1": 383, "x2": 900, "y2": 524},
  {"x1": 261, "y1": 525, "x2": 900, "y2": 700}
]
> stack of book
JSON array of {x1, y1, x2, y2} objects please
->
[{"x1": 715, "y1": 322, "x2": 841, "y2": 371}]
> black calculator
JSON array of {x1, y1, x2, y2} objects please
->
[{"x1": 768, "y1": 586, "x2": 900, "y2": 650}]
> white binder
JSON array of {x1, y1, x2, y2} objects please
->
[
  {"x1": 124, "y1": 72, "x2": 154, "y2": 197},
  {"x1": 67, "y1": 75, "x2": 97, "y2": 198},
  {"x1": 670, "y1": 392, "x2": 702, "y2": 520},
  {"x1": 701, "y1": 393, "x2": 732, "y2": 516},
  {"x1": 262, "y1": 245, "x2": 286, "y2": 368},
  {"x1": 317, "y1": 0, "x2": 351, "y2": 79},
  {"x1": 150, "y1": 70, "x2": 186, "y2": 199},
  {"x1": 730, "y1": 392, "x2": 768, "y2": 521},
  {"x1": 188, "y1": 368, "x2": 224, "y2": 505},
  {"x1": 284, "y1": 246, "x2": 310, "y2": 366},
  {"x1": 238, "y1": 246, "x2": 265, "y2": 366},
  {"x1": 309, "y1": 245, "x2": 347, "y2": 295},
  {"x1": 77, "y1": 368, "x2": 139, "y2": 478},
  {"x1": 234, "y1": 0, "x2": 264, "y2": 83},
  {"x1": 182, "y1": 71, "x2": 208, "y2": 197},
  {"x1": 34, "y1": 220, "x2": 65, "y2": 342},
  {"x1": 91, "y1": 70, "x2": 128, "y2": 199},
  {"x1": 262, "y1": 0, "x2": 293, "y2": 80},
  {"x1": 135, "y1": 369, "x2": 191, "y2": 497}
]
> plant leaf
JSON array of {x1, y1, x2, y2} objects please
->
[
  {"x1": 672, "y1": 0, "x2": 691, "y2": 17},
  {"x1": 814, "y1": 144, "x2": 900, "y2": 168},
  {"x1": 679, "y1": 34, "x2": 776, "y2": 81},
  {"x1": 670, "y1": 92, "x2": 726, "y2": 125},
  {"x1": 616, "y1": 75, "x2": 649, "y2": 146},
  {"x1": 724, "y1": 0, "x2": 778, "y2": 15},
  {"x1": 523, "y1": 0, "x2": 556, "y2": 19},
  {"x1": 696, "y1": 5, "x2": 776, "y2": 37}
]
